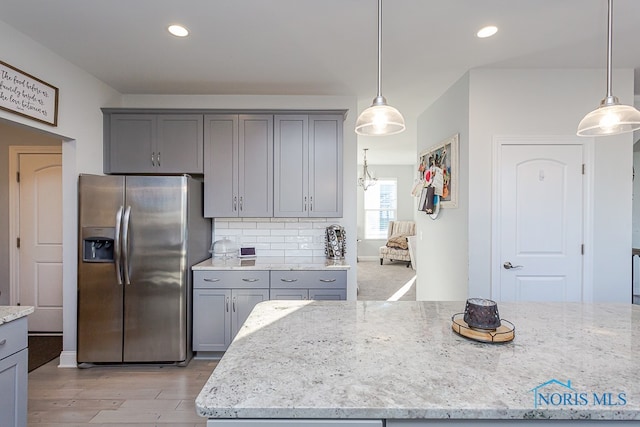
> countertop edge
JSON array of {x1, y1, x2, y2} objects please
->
[{"x1": 0, "y1": 306, "x2": 34, "y2": 325}]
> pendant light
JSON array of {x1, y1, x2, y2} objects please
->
[
  {"x1": 577, "y1": 0, "x2": 640, "y2": 136},
  {"x1": 355, "y1": 0, "x2": 405, "y2": 136},
  {"x1": 358, "y1": 149, "x2": 377, "y2": 190}
]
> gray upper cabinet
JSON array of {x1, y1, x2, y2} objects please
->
[
  {"x1": 104, "y1": 113, "x2": 203, "y2": 174},
  {"x1": 204, "y1": 114, "x2": 273, "y2": 217},
  {"x1": 274, "y1": 114, "x2": 343, "y2": 217}
]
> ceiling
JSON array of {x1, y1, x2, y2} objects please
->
[{"x1": 2, "y1": 0, "x2": 640, "y2": 165}]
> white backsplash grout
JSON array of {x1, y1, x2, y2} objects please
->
[{"x1": 212, "y1": 218, "x2": 345, "y2": 258}]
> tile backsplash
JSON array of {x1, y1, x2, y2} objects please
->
[{"x1": 212, "y1": 218, "x2": 346, "y2": 258}]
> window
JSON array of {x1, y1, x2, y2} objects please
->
[{"x1": 364, "y1": 178, "x2": 397, "y2": 239}]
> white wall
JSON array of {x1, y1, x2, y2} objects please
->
[
  {"x1": 468, "y1": 68, "x2": 634, "y2": 302},
  {"x1": 356, "y1": 164, "x2": 415, "y2": 259}
]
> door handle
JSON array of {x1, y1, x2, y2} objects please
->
[
  {"x1": 114, "y1": 206, "x2": 124, "y2": 285},
  {"x1": 122, "y1": 206, "x2": 132, "y2": 285},
  {"x1": 503, "y1": 262, "x2": 523, "y2": 270}
]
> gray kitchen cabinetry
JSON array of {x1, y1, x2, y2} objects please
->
[
  {"x1": 270, "y1": 270, "x2": 347, "y2": 301},
  {"x1": 204, "y1": 114, "x2": 273, "y2": 217},
  {"x1": 274, "y1": 115, "x2": 343, "y2": 218},
  {"x1": 0, "y1": 317, "x2": 28, "y2": 427},
  {"x1": 193, "y1": 270, "x2": 270, "y2": 352},
  {"x1": 104, "y1": 113, "x2": 204, "y2": 174}
]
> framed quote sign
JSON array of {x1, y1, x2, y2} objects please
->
[{"x1": 0, "y1": 60, "x2": 59, "y2": 126}]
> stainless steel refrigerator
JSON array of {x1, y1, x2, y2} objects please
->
[{"x1": 77, "y1": 174, "x2": 210, "y2": 365}]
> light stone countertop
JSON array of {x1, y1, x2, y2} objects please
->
[
  {"x1": 196, "y1": 300, "x2": 640, "y2": 421},
  {"x1": 0, "y1": 306, "x2": 34, "y2": 325},
  {"x1": 192, "y1": 256, "x2": 350, "y2": 271}
]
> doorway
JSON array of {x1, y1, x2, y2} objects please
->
[
  {"x1": 492, "y1": 137, "x2": 587, "y2": 302},
  {"x1": 9, "y1": 146, "x2": 63, "y2": 332}
]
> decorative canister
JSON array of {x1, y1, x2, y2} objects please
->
[
  {"x1": 463, "y1": 298, "x2": 501, "y2": 330},
  {"x1": 325, "y1": 225, "x2": 346, "y2": 260}
]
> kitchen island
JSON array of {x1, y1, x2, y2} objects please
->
[{"x1": 196, "y1": 300, "x2": 640, "y2": 425}]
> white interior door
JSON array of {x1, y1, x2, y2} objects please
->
[
  {"x1": 496, "y1": 143, "x2": 584, "y2": 302},
  {"x1": 18, "y1": 152, "x2": 63, "y2": 332}
]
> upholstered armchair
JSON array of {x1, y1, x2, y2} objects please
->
[{"x1": 379, "y1": 220, "x2": 416, "y2": 268}]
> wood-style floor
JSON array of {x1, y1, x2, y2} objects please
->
[{"x1": 28, "y1": 357, "x2": 218, "y2": 426}]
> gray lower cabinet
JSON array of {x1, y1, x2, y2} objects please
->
[
  {"x1": 103, "y1": 112, "x2": 204, "y2": 174},
  {"x1": 274, "y1": 115, "x2": 343, "y2": 217},
  {"x1": 193, "y1": 271, "x2": 270, "y2": 352},
  {"x1": 204, "y1": 114, "x2": 273, "y2": 217},
  {"x1": 193, "y1": 269, "x2": 347, "y2": 353},
  {"x1": 270, "y1": 270, "x2": 347, "y2": 301},
  {"x1": 0, "y1": 317, "x2": 28, "y2": 427}
]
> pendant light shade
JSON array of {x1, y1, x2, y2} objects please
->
[
  {"x1": 577, "y1": 0, "x2": 640, "y2": 136},
  {"x1": 355, "y1": 0, "x2": 405, "y2": 136}
]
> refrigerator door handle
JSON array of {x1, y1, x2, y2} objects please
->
[
  {"x1": 114, "y1": 206, "x2": 124, "y2": 285},
  {"x1": 122, "y1": 205, "x2": 132, "y2": 285}
]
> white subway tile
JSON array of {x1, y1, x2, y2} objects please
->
[
  {"x1": 259, "y1": 249, "x2": 286, "y2": 257},
  {"x1": 271, "y1": 229, "x2": 300, "y2": 236}
]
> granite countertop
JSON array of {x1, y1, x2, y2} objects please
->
[
  {"x1": 196, "y1": 300, "x2": 640, "y2": 421},
  {"x1": 192, "y1": 257, "x2": 350, "y2": 271},
  {"x1": 0, "y1": 306, "x2": 34, "y2": 325}
]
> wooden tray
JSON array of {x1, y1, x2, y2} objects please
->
[{"x1": 451, "y1": 313, "x2": 515, "y2": 343}]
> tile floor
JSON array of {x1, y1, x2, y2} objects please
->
[{"x1": 28, "y1": 357, "x2": 218, "y2": 426}]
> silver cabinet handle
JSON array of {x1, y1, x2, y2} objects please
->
[
  {"x1": 239, "y1": 196, "x2": 243, "y2": 211},
  {"x1": 319, "y1": 278, "x2": 337, "y2": 283},
  {"x1": 233, "y1": 196, "x2": 237, "y2": 212},
  {"x1": 225, "y1": 296, "x2": 230, "y2": 312},
  {"x1": 203, "y1": 278, "x2": 220, "y2": 282},
  {"x1": 242, "y1": 278, "x2": 259, "y2": 282},
  {"x1": 232, "y1": 296, "x2": 236, "y2": 312},
  {"x1": 157, "y1": 151, "x2": 161, "y2": 167},
  {"x1": 310, "y1": 196, "x2": 313, "y2": 211},
  {"x1": 151, "y1": 152, "x2": 156, "y2": 167},
  {"x1": 0, "y1": 339, "x2": 6, "y2": 346},
  {"x1": 280, "y1": 278, "x2": 298, "y2": 283},
  {"x1": 304, "y1": 196, "x2": 307, "y2": 211},
  {"x1": 114, "y1": 206, "x2": 124, "y2": 285},
  {"x1": 122, "y1": 206, "x2": 132, "y2": 285},
  {"x1": 503, "y1": 262, "x2": 523, "y2": 270}
]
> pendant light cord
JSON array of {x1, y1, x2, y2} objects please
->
[
  {"x1": 377, "y1": 0, "x2": 382, "y2": 98},
  {"x1": 606, "y1": 0, "x2": 613, "y2": 99}
]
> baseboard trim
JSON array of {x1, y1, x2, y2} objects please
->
[{"x1": 58, "y1": 351, "x2": 77, "y2": 368}]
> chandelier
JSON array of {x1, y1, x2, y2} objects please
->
[{"x1": 358, "y1": 149, "x2": 377, "y2": 190}]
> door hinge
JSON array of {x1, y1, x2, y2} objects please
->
[
  {"x1": 16, "y1": 237, "x2": 20, "y2": 248},
  {"x1": 581, "y1": 244, "x2": 584, "y2": 255},
  {"x1": 16, "y1": 171, "x2": 20, "y2": 182},
  {"x1": 582, "y1": 164, "x2": 585, "y2": 175}
]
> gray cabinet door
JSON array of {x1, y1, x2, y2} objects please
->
[
  {"x1": 0, "y1": 348, "x2": 27, "y2": 427},
  {"x1": 157, "y1": 115, "x2": 204, "y2": 174},
  {"x1": 274, "y1": 115, "x2": 308, "y2": 217},
  {"x1": 108, "y1": 114, "x2": 157, "y2": 173},
  {"x1": 193, "y1": 288, "x2": 231, "y2": 352},
  {"x1": 204, "y1": 115, "x2": 238, "y2": 217},
  {"x1": 270, "y1": 288, "x2": 308, "y2": 300},
  {"x1": 239, "y1": 115, "x2": 273, "y2": 217},
  {"x1": 309, "y1": 289, "x2": 347, "y2": 300},
  {"x1": 231, "y1": 288, "x2": 270, "y2": 338},
  {"x1": 309, "y1": 115, "x2": 343, "y2": 217}
]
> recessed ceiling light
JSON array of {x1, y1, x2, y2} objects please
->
[
  {"x1": 168, "y1": 24, "x2": 189, "y2": 37},
  {"x1": 477, "y1": 25, "x2": 498, "y2": 38}
]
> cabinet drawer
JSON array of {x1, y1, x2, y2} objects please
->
[
  {"x1": 270, "y1": 270, "x2": 346, "y2": 289},
  {"x1": 194, "y1": 270, "x2": 270, "y2": 289},
  {"x1": 0, "y1": 317, "x2": 27, "y2": 361}
]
